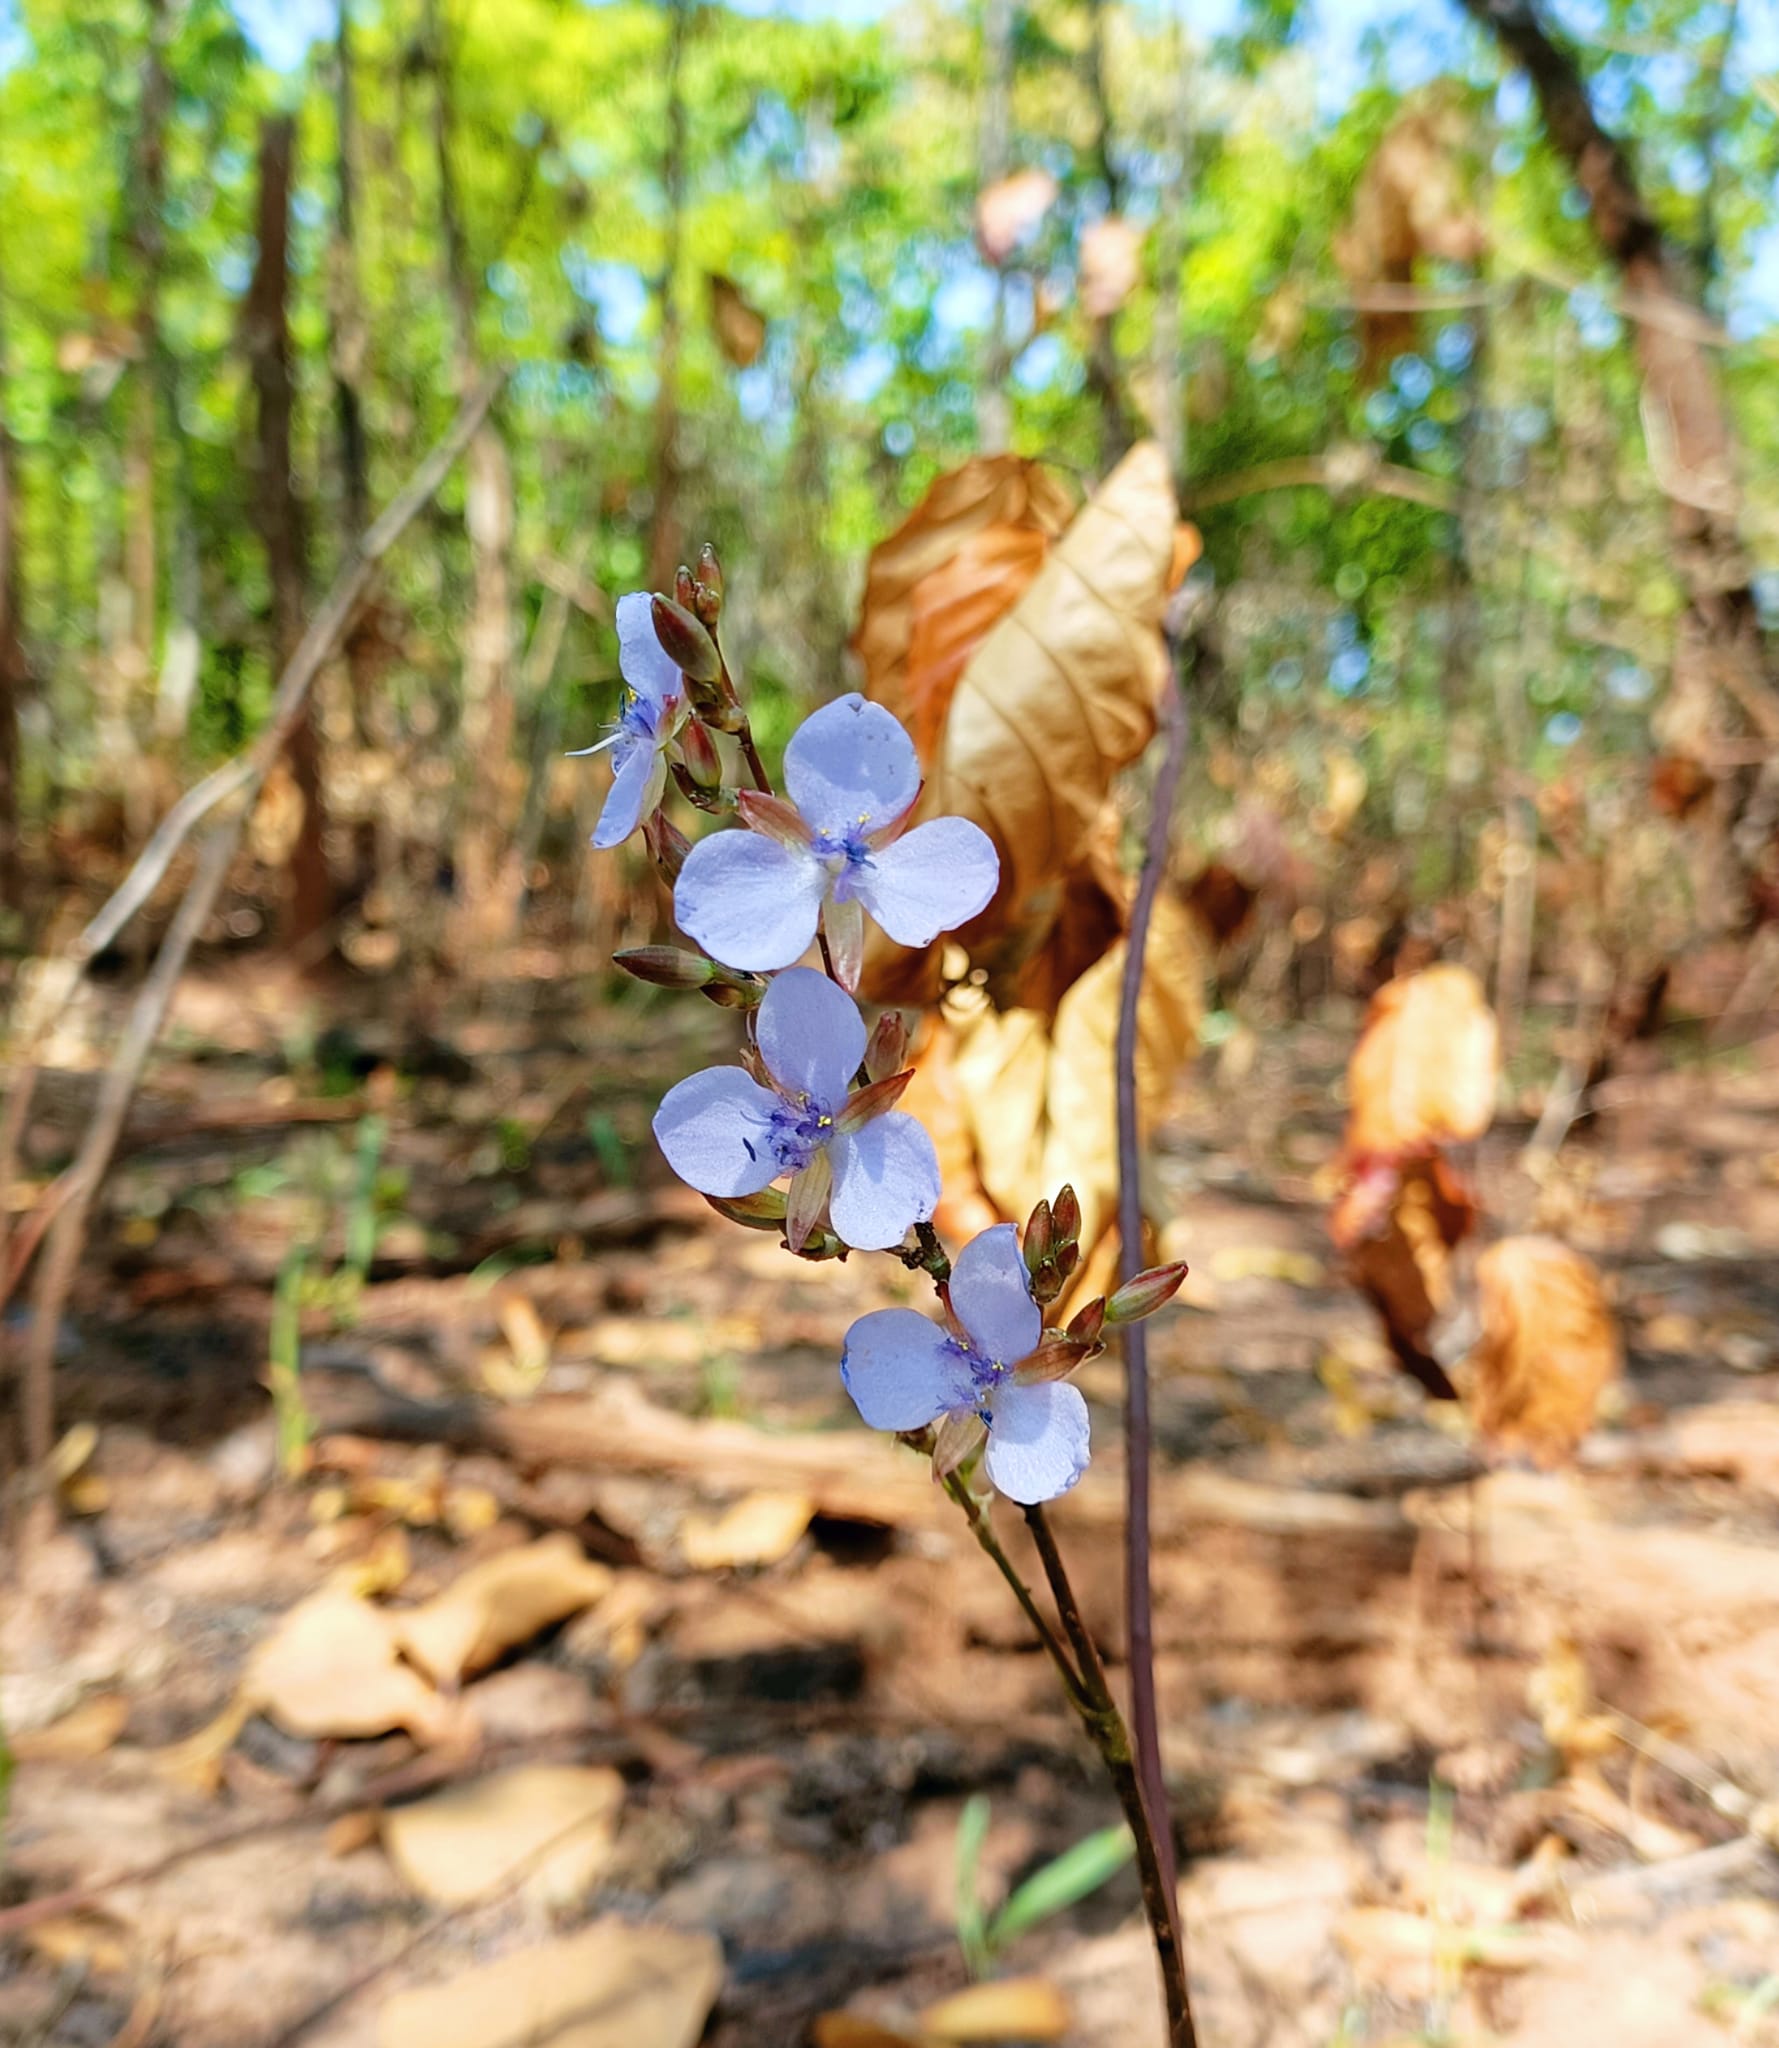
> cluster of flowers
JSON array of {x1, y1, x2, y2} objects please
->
[{"x1": 581, "y1": 571, "x2": 1183, "y2": 1504}]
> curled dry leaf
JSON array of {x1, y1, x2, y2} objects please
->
[
  {"x1": 381, "y1": 1763, "x2": 625, "y2": 1908},
  {"x1": 861, "y1": 442, "x2": 1179, "y2": 1008},
  {"x1": 1336, "y1": 1154, "x2": 1475, "y2": 1401},
  {"x1": 680, "y1": 1489, "x2": 815, "y2": 1570},
  {"x1": 1077, "y1": 216, "x2": 1142, "y2": 321},
  {"x1": 920, "y1": 1976, "x2": 1071, "y2": 2042},
  {"x1": 975, "y1": 166, "x2": 1059, "y2": 264},
  {"x1": 854, "y1": 454, "x2": 1074, "y2": 764},
  {"x1": 376, "y1": 1916, "x2": 721, "y2": 2048},
  {"x1": 707, "y1": 272, "x2": 767, "y2": 368},
  {"x1": 243, "y1": 1587, "x2": 462, "y2": 1745},
  {"x1": 1343, "y1": 964, "x2": 1499, "y2": 1163},
  {"x1": 919, "y1": 888, "x2": 1205, "y2": 1255},
  {"x1": 1467, "y1": 1235, "x2": 1621, "y2": 1468},
  {"x1": 392, "y1": 1532, "x2": 613, "y2": 1688}
]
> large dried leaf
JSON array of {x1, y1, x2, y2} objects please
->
[
  {"x1": 381, "y1": 1764, "x2": 625, "y2": 1908},
  {"x1": 392, "y1": 1533, "x2": 612, "y2": 1688},
  {"x1": 933, "y1": 889, "x2": 1204, "y2": 1253},
  {"x1": 1467, "y1": 1236, "x2": 1621, "y2": 1468},
  {"x1": 861, "y1": 442, "x2": 1178, "y2": 1007},
  {"x1": 921, "y1": 1977, "x2": 1071, "y2": 2041},
  {"x1": 1343, "y1": 964, "x2": 1499, "y2": 1163},
  {"x1": 1334, "y1": 1154, "x2": 1474, "y2": 1401},
  {"x1": 854, "y1": 455, "x2": 1074, "y2": 757},
  {"x1": 243, "y1": 1588, "x2": 460, "y2": 1745},
  {"x1": 376, "y1": 1918, "x2": 721, "y2": 2048},
  {"x1": 680, "y1": 1490, "x2": 815, "y2": 1570}
]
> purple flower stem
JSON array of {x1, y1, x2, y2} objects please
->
[{"x1": 1115, "y1": 669, "x2": 1194, "y2": 2017}]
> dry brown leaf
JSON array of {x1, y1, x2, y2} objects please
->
[
  {"x1": 920, "y1": 1976, "x2": 1071, "y2": 2041},
  {"x1": 1343, "y1": 964, "x2": 1499, "y2": 1162},
  {"x1": 853, "y1": 455, "x2": 1074, "y2": 762},
  {"x1": 937, "y1": 888, "x2": 1204, "y2": 1254},
  {"x1": 375, "y1": 1917, "x2": 721, "y2": 2048},
  {"x1": 680, "y1": 1490, "x2": 815, "y2": 1571},
  {"x1": 811, "y1": 2018, "x2": 929, "y2": 2048},
  {"x1": 707, "y1": 273, "x2": 767, "y2": 368},
  {"x1": 861, "y1": 442, "x2": 1179, "y2": 1007},
  {"x1": 1078, "y1": 216, "x2": 1142, "y2": 320},
  {"x1": 976, "y1": 167, "x2": 1058, "y2": 263},
  {"x1": 381, "y1": 1763, "x2": 625, "y2": 1908},
  {"x1": 244, "y1": 1587, "x2": 460, "y2": 1744},
  {"x1": 11, "y1": 1691, "x2": 129, "y2": 1763},
  {"x1": 1336, "y1": 1155, "x2": 1474, "y2": 1401},
  {"x1": 392, "y1": 1532, "x2": 612, "y2": 1688},
  {"x1": 325, "y1": 1809, "x2": 382, "y2": 1858},
  {"x1": 1467, "y1": 1236, "x2": 1621, "y2": 1468}
]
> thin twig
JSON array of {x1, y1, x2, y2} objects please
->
[
  {"x1": 8, "y1": 373, "x2": 503, "y2": 1484},
  {"x1": 1115, "y1": 665, "x2": 1190, "y2": 1906}
]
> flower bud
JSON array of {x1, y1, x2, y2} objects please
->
[
  {"x1": 1104, "y1": 1261, "x2": 1189, "y2": 1326},
  {"x1": 613, "y1": 945, "x2": 715, "y2": 991},
  {"x1": 678, "y1": 715, "x2": 724, "y2": 792},
  {"x1": 644, "y1": 808, "x2": 691, "y2": 884},
  {"x1": 1066, "y1": 1296, "x2": 1106, "y2": 1346},
  {"x1": 702, "y1": 966, "x2": 765, "y2": 1010},
  {"x1": 863, "y1": 1009, "x2": 909, "y2": 1084},
  {"x1": 694, "y1": 543, "x2": 724, "y2": 627},
  {"x1": 651, "y1": 593, "x2": 721, "y2": 683},
  {"x1": 1022, "y1": 1199, "x2": 1054, "y2": 1277},
  {"x1": 674, "y1": 563, "x2": 697, "y2": 611},
  {"x1": 1054, "y1": 1239, "x2": 1080, "y2": 1284},
  {"x1": 1051, "y1": 1183, "x2": 1081, "y2": 1251},
  {"x1": 707, "y1": 1188, "x2": 787, "y2": 1230}
]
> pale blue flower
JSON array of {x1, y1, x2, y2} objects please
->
[
  {"x1": 652, "y1": 967, "x2": 938, "y2": 1251},
  {"x1": 573, "y1": 592, "x2": 688, "y2": 849},
  {"x1": 673, "y1": 694, "x2": 998, "y2": 987},
  {"x1": 840, "y1": 1223, "x2": 1090, "y2": 1503}
]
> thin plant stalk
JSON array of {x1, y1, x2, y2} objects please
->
[{"x1": 1115, "y1": 667, "x2": 1190, "y2": 1900}]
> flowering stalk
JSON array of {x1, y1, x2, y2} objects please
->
[{"x1": 580, "y1": 553, "x2": 1197, "y2": 2046}]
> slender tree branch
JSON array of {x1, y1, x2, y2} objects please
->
[{"x1": 1115, "y1": 666, "x2": 1190, "y2": 1905}]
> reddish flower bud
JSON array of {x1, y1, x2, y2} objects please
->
[
  {"x1": 1104, "y1": 1261, "x2": 1189, "y2": 1325},
  {"x1": 643, "y1": 808, "x2": 691, "y2": 884},
  {"x1": 1051, "y1": 1183, "x2": 1081, "y2": 1250},
  {"x1": 678, "y1": 715, "x2": 724, "y2": 792},
  {"x1": 1066, "y1": 1296, "x2": 1106, "y2": 1345},
  {"x1": 863, "y1": 1009, "x2": 910, "y2": 1084},
  {"x1": 1022, "y1": 1199, "x2": 1054, "y2": 1277},
  {"x1": 614, "y1": 945, "x2": 715, "y2": 991},
  {"x1": 694, "y1": 543, "x2": 724, "y2": 627},
  {"x1": 1054, "y1": 1239, "x2": 1080, "y2": 1284},
  {"x1": 674, "y1": 563, "x2": 697, "y2": 610},
  {"x1": 651, "y1": 592, "x2": 721, "y2": 683}
]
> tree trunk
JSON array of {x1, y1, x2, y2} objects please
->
[
  {"x1": 330, "y1": 0, "x2": 377, "y2": 738},
  {"x1": 246, "y1": 113, "x2": 333, "y2": 951},
  {"x1": 976, "y1": 0, "x2": 1014, "y2": 454},
  {"x1": 125, "y1": 0, "x2": 172, "y2": 700},
  {"x1": 1082, "y1": 0, "x2": 1134, "y2": 472},
  {"x1": 1150, "y1": 4, "x2": 1191, "y2": 487},
  {"x1": 1460, "y1": 0, "x2": 1775, "y2": 730},
  {"x1": 0, "y1": 239, "x2": 26, "y2": 913},
  {"x1": 646, "y1": 0, "x2": 690, "y2": 590},
  {"x1": 426, "y1": 0, "x2": 520, "y2": 951}
]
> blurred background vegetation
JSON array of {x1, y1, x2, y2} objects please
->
[{"x1": 0, "y1": 0, "x2": 1775, "y2": 1034}]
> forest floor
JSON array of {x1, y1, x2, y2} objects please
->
[{"x1": 4, "y1": 950, "x2": 1779, "y2": 2048}]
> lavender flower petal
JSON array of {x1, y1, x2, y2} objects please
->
[
  {"x1": 591, "y1": 738, "x2": 664, "y2": 850},
  {"x1": 756, "y1": 968, "x2": 865, "y2": 1109},
  {"x1": 616, "y1": 589, "x2": 684, "y2": 711},
  {"x1": 784, "y1": 694, "x2": 921, "y2": 839},
  {"x1": 984, "y1": 1380, "x2": 1091, "y2": 1503},
  {"x1": 949, "y1": 1223, "x2": 1042, "y2": 1365},
  {"x1": 841, "y1": 1308, "x2": 974, "y2": 1431},
  {"x1": 850, "y1": 817, "x2": 999, "y2": 948},
  {"x1": 828, "y1": 1111, "x2": 940, "y2": 1250},
  {"x1": 675, "y1": 830, "x2": 827, "y2": 971},
  {"x1": 652, "y1": 1065, "x2": 783, "y2": 1198}
]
